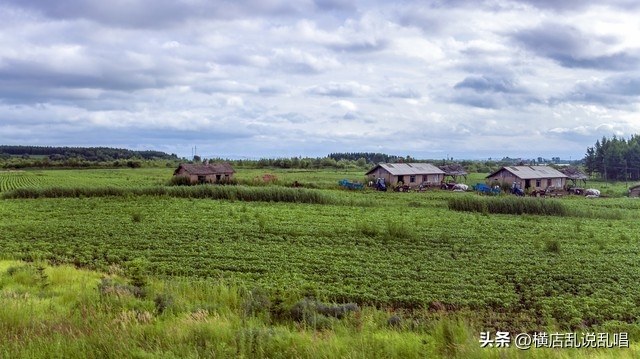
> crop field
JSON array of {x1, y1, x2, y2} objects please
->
[
  {"x1": 0, "y1": 171, "x2": 44, "y2": 192},
  {"x1": 0, "y1": 168, "x2": 171, "y2": 192},
  {"x1": 2, "y1": 168, "x2": 640, "y2": 338}
]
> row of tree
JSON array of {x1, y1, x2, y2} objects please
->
[
  {"x1": 583, "y1": 135, "x2": 640, "y2": 181},
  {"x1": 327, "y1": 152, "x2": 418, "y2": 164},
  {"x1": 0, "y1": 146, "x2": 179, "y2": 162}
]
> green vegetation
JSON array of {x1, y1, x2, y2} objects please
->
[
  {"x1": 448, "y1": 196, "x2": 568, "y2": 216},
  {"x1": 1, "y1": 261, "x2": 637, "y2": 358},
  {"x1": 583, "y1": 135, "x2": 640, "y2": 180},
  {"x1": 2, "y1": 167, "x2": 640, "y2": 357}
]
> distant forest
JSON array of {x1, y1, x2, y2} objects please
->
[
  {"x1": 0, "y1": 146, "x2": 179, "y2": 162},
  {"x1": 327, "y1": 152, "x2": 416, "y2": 164},
  {"x1": 0, "y1": 145, "x2": 597, "y2": 176},
  {"x1": 583, "y1": 135, "x2": 640, "y2": 181}
]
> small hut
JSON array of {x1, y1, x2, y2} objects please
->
[
  {"x1": 439, "y1": 164, "x2": 468, "y2": 183},
  {"x1": 173, "y1": 162, "x2": 235, "y2": 184},
  {"x1": 559, "y1": 167, "x2": 589, "y2": 187},
  {"x1": 629, "y1": 184, "x2": 640, "y2": 198}
]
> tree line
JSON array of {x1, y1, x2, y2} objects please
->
[
  {"x1": 327, "y1": 152, "x2": 418, "y2": 164},
  {"x1": 0, "y1": 145, "x2": 179, "y2": 162},
  {"x1": 583, "y1": 135, "x2": 640, "y2": 181}
]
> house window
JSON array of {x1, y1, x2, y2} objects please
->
[
  {"x1": 536, "y1": 180, "x2": 541, "y2": 187},
  {"x1": 410, "y1": 175, "x2": 416, "y2": 183}
]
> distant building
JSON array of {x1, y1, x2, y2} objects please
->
[
  {"x1": 173, "y1": 162, "x2": 235, "y2": 184},
  {"x1": 365, "y1": 163, "x2": 445, "y2": 186},
  {"x1": 486, "y1": 166, "x2": 568, "y2": 190},
  {"x1": 629, "y1": 184, "x2": 640, "y2": 198}
]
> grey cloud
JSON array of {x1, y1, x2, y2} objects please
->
[
  {"x1": 343, "y1": 112, "x2": 358, "y2": 120},
  {"x1": 192, "y1": 81, "x2": 260, "y2": 95},
  {"x1": 327, "y1": 39, "x2": 389, "y2": 53},
  {"x1": 276, "y1": 112, "x2": 312, "y2": 124},
  {"x1": 449, "y1": 75, "x2": 541, "y2": 108},
  {"x1": 6, "y1": 0, "x2": 199, "y2": 28},
  {"x1": 453, "y1": 75, "x2": 519, "y2": 93},
  {"x1": 6, "y1": 0, "x2": 319, "y2": 28},
  {"x1": 512, "y1": 0, "x2": 640, "y2": 11},
  {"x1": 307, "y1": 82, "x2": 369, "y2": 97},
  {"x1": 393, "y1": 6, "x2": 448, "y2": 34},
  {"x1": 258, "y1": 84, "x2": 288, "y2": 95},
  {"x1": 314, "y1": 0, "x2": 356, "y2": 12},
  {"x1": 0, "y1": 59, "x2": 179, "y2": 106},
  {"x1": 511, "y1": 23, "x2": 640, "y2": 71},
  {"x1": 448, "y1": 94, "x2": 504, "y2": 109},
  {"x1": 268, "y1": 49, "x2": 340, "y2": 74},
  {"x1": 381, "y1": 86, "x2": 421, "y2": 99},
  {"x1": 554, "y1": 75, "x2": 640, "y2": 107}
]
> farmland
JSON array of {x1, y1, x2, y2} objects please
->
[{"x1": 2, "y1": 167, "x2": 640, "y2": 357}]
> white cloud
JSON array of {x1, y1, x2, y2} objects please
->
[
  {"x1": 1, "y1": 0, "x2": 640, "y2": 159},
  {"x1": 330, "y1": 100, "x2": 357, "y2": 111}
]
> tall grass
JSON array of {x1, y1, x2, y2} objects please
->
[
  {"x1": 2, "y1": 185, "x2": 336, "y2": 205},
  {"x1": 3, "y1": 260, "x2": 638, "y2": 358},
  {"x1": 448, "y1": 196, "x2": 568, "y2": 216}
]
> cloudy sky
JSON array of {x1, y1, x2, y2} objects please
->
[{"x1": 1, "y1": 0, "x2": 640, "y2": 160}]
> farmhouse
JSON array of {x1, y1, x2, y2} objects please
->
[
  {"x1": 629, "y1": 184, "x2": 640, "y2": 198},
  {"x1": 173, "y1": 162, "x2": 235, "y2": 184},
  {"x1": 486, "y1": 166, "x2": 568, "y2": 190},
  {"x1": 365, "y1": 163, "x2": 445, "y2": 186}
]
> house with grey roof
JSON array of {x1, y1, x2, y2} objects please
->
[
  {"x1": 173, "y1": 162, "x2": 235, "y2": 184},
  {"x1": 365, "y1": 163, "x2": 445, "y2": 186},
  {"x1": 486, "y1": 166, "x2": 568, "y2": 190}
]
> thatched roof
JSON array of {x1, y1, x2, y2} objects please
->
[
  {"x1": 559, "y1": 167, "x2": 588, "y2": 180},
  {"x1": 174, "y1": 163, "x2": 235, "y2": 176},
  {"x1": 439, "y1": 164, "x2": 468, "y2": 176}
]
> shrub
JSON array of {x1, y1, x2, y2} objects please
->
[
  {"x1": 544, "y1": 239, "x2": 561, "y2": 253},
  {"x1": 384, "y1": 220, "x2": 416, "y2": 242},
  {"x1": 131, "y1": 212, "x2": 143, "y2": 223},
  {"x1": 154, "y1": 293, "x2": 175, "y2": 315},
  {"x1": 289, "y1": 299, "x2": 359, "y2": 329}
]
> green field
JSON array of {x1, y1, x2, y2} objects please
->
[{"x1": 1, "y1": 167, "x2": 640, "y2": 357}]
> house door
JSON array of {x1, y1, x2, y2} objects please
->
[
  {"x1": 397, "y1": 176, "x2": 403, "y2": 184},
  {"x1": 524, "y1": 179, "x2": 531, "y2": 189}
]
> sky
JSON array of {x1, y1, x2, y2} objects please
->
[{"x1": 1, "y1": 0, "x2": 640, "y2": 160}]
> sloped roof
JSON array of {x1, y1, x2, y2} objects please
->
[
  {"x1": 486, "y1": 166, "x2": 568, "y2": 179},
  {"x1": 174, "y1": 163, "x2": 235, "y2": 176},
  {"x1": 439, "y1": 164, "x2": 468, "y2": 176},
  {"x1": 559, "y1": 167, "x2": 588, "y2": 180},
  {"x1": 365, "y1": 163, "x2": 445, "y2": 176}
]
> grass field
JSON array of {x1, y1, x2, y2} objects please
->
[{"x1": 1, "y1": 167, "x2": 640, "y2": 357}]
